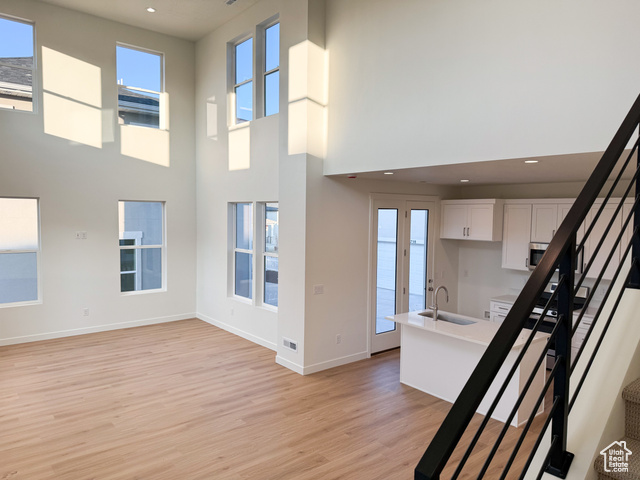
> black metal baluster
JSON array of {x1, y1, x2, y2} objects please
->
[{"x1": 545, "y1": 235, "x2": 575, "y2": 477}]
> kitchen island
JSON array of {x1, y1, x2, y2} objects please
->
[{"x1": 386, "y1": 310, "x2": 549, "y2": 427}]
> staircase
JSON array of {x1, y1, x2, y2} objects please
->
[{"x1": 594, "y1": 379, "x2": 640, "y2": 479}]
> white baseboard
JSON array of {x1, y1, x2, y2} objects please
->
[
  {"x1": 276, "y1": 351, "x2": 369, "y2": 375},
  {"x1": 0, "y1": 313, "x2": 196, "y2": 346},
  {"x1": 196, "y1": 312, "x2": 277, "y2": 351},
  {"x1": 275, "y1": 355, "x2": 304, "y2": 374},
  {"x1": 301, "y1": 351, "x2": 369, "y2": 375}
]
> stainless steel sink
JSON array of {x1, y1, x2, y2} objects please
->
[{"x1": 418, "y1": 310, "x2": 477, "y2": 325}]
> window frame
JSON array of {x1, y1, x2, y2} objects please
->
[
  {"x1": 262, "y1": 202, "x2": 278, "y2": 309},
  {"x1": 0, "y1": 196, "x2": 41, "y2": 308},
  {"x1": 118, "y1": 200, "x2": 166, "y2": 295},
  {"x1": 232, "y1": 36, "x2": 254, "y2": 125},
  {"x1": 232, "y1": 202, "x2": 254, "y2": 302},
  {"x1": 115, "y1": 43, "x2": 165, "y2": 130},
  {"x1": 0, "y1": 13, "x2": 37, "y2": 114},
  {"x1": 261, "y1": 20, "x2": 279, "y2": 118}
]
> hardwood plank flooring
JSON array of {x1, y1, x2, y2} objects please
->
[{"x1": 0, "y1": 319, "x2": 549, "y2": 479}]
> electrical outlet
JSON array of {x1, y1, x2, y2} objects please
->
[
  {"x1": 484, "y1": 311, "x2": 490, "y2": 319},
  {"x1": 336, "y1": 334, "x2": 341, "y2": 344},
  {"x1": 230, "y1": 308, "x2": 234, "y2": 316},
  {"x1": 83, "y1": 308, "x2": 89, "y2": 317},
  {"x1": 313, "y1": 284, "x2": 324, "y2": 295}
]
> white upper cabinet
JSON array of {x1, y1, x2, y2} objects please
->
[
  {"x1": 531, "y1": 204, "x2": 558, "y2": 243},
  {"x1": 502, "y1": 203, "x2": 532, "y2": 271},
  {"x1": 441, "y1": 203, "x2": 468, "y2": 239},
  {"x1": 440, "y1": 199, "x2": 504, "y2": 241}
]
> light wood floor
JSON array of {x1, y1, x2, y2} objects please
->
[{"x1": 0, "y1": 319, "x2": 549, "y2": 479}]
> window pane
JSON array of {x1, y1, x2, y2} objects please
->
[
  {"x1": 264, "y1": 256, "x2": 278, "y2": 307},
  {"x1": 0, "y1": 17, "x2": 34, "y2": 112},
  {"x1": 235, "y1": 38, "x2": 253, "y2": 85},
  {"x1": 0, "y1": 252, "x2": 37, "y2": 303},
  {"x1": 265, "y1": 203, "x2": 278, "y2": 253},
  {"x1": 116, "y1": 45, "x2": 162, "y2": 92},
  {"x1": 265, "y1": 23, "x2": 279, "y2": 72},
  {"x1": 120, "y1": 248, "x2": 162, "y2": 292},
  {"x1": 376, "y1": 209, "x2": 397, "y2": 335},
  {"x1": 235, "y1": 81, "x2": 252, "y2": 123},
  {"x1": 235, "y1": 203, "x2": 253, "y2": 250},
  {"x1": 120, "y1": 248, "x2": 136, "y2": 273},
  {"x1": 408, "y1": 209, "x2": 428, "y2": 312},
  {"x1": 0, "y1": 17, "x2": 34, "y2": 57},
  {"x1": 264, "y1": 71, "x2": 279, "y2": 117},
  {"x1": 0, "y1": 198, "x2": 38, "y2": 250},
  {"x1": 119, "y1": 201, "x2": 163, "y2": 246},
  {"x1": 121, "y1": 272, "x2": 135, "y2": 293},
  {"x1": 118, "y1": 86, "x2": 160, "y2": 128},
  {"x1": 235, "y1": 252, "x2": 253, "y2": 299}
]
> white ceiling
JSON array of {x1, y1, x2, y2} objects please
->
[
  {"x1": 338, "y1": 151, "x2": 634, "y2": 186},
  {"x1": 37, "y1": 0, "x2": 260, "y2": 41}
]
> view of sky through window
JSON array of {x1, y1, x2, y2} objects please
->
[
  {"x1": 265, "y1": 23, "x2": 279, "y2": 72},
  {"x1": 116, "y1": 45, "x2": 161, "y2": 92},
  {"x1": 0, "y1": 17, "x2": 33, "y2": 58}
]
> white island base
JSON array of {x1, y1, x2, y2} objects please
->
[{"x1": 388, "y1": 311, "x2": 549, "y2": 427}]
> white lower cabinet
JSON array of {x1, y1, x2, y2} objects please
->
[{"x1": 490, "y1": 300, "x2": 512, "y2": 324}]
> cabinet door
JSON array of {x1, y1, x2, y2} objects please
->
[
  {"x1": 467, "y1": 204, "x2": 495, "y2": 240},
  {"x1": 531, "y1": 204, "x2": 558, "y2": 243},
  {"x1": 584, "y1": 204, "x2": 622, "y2": 281},
  {"x1": 441, "y1": 204, "x2": 467, "y2": 239},
  {"x1": 490, "y1": 313, "x2": 507, "y2": 324},
  {"x1": 558, "y1": 202, "x2": 585, "y2": 274},
  {"x1": 557, "y1": 203, "x2": 584, "y2": 244},
  {"x1": 502, "y1": 204, "x2": 532, "y2": 271}
]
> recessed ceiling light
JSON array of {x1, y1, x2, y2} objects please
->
[
  {"x1": 146, "y1": 7, "x2": 156, "y2": 13},
  {"x1": 384, "y1": 172, "x2": 394, "y2": 175},
  {"x1": 524, "y1": 160, "x2": 539, "y2": 164},
  {"x1": 460, "y1": 179, "x2": 470, "y2": 183}
]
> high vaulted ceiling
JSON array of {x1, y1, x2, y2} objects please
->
[{"x1": 37, "y1": 0, "x2": 260, "y2": 41}]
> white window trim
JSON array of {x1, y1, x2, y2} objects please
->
[
  {"x1": 261, "y1": 201, "x2": 278, "y2": 310},
  {"x1": 0, "y1": 196, "x2": 41, "y2": 308},
  {"x1": 0, "y1": 13, "x2": 37, "y2": 115},
  {"x1": 230, "y1": 36, "x2": 254, "y2": 125},
  {"x1": 119, "y1": 201, "x2": 166, "y2": 295},
  {"x1": 116, "y1": 43, "x2": 166, "y2": 130},
  {"x1": 260, "y1": 19, "x2": 279, "y2": 118},
  {"x1": 232, "y1": 202, "x2": 255, "y2": 302}
]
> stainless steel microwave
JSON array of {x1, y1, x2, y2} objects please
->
[{"x1": 528, "y1": 242, "x2": 583, "y2": 273}]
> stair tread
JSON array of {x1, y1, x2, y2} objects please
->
[
  {"x1": 622, "y1": 378, "x2": 640, "y2": 404},
  {"x1": 594, "y1": 437, "x2": 640, "y2": 480}
]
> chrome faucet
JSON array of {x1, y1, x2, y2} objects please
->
[{"x1": 429, "y1": 286, "x2": 449, "y2": 321}]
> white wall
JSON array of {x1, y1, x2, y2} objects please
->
[
  {"x1": 195, "y1": 0, "x2": 287, "y2": 350},
  {"x1": 323, "y1": 0, "x2": 640, "y2": 175},
  {"x1": 302, "y1": 174, "x2": 458, "y2": 372},
  {"x1": 0, "y1": 0, "x2": 197, "y2": 344}
]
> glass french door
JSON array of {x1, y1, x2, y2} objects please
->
[{"x1": 370, "y1": 198, "x2": 435, "y2": 353}]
